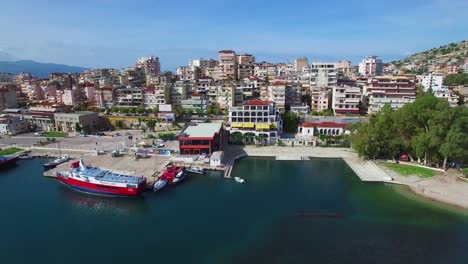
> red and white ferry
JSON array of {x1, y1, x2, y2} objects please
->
[{"x1": 57, "y1": 159, "x2": 146, "y2": 197}]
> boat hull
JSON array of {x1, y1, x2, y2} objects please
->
[
  {"x1": 0, "y1": 156, "x2": 19, "y2": 168},
  {"x1": 57, "y1": 174, "x2": 144, "y2": 197}
]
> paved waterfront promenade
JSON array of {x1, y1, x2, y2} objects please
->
[{"x1": 223, "y1": 145, "x2": 394, "y2": 183}]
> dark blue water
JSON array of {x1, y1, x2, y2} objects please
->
[{"x1": 1, "y1": 157, "x2": 468, "y2": 264}]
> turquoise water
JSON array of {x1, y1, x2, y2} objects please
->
[{"x1": 1, "y1": 157, "x2": 468, "y2": 264}]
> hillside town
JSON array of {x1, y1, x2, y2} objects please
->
[{"x1": 1, "y1": 49, "x2": 467, "y2": 141}]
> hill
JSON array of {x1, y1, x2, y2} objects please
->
[
  {"x1": 0, "y1": 60, "x2": 88, "y2": 78},
  {"x1": 392, "y1": 40, "x2": 468, "y2": 75}
]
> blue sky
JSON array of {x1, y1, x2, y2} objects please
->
[{"x1": 0, "y1": 0, "x2": 466, "y2": 70}]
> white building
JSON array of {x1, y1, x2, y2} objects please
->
[
  {"x1": 227, "y1": 99, "x2": 282, "y2": 145},
  {"x1": 0, "y1": 116, "x2": 29, "y2": 135},
  {"x1": 304, "y1": 62, "x2": 338, "y2": 87},
  {"x1": 332, "y1": 85, "x2": 361, "y2": 114},
  {"x1": 61, "y1": 89, "x2": 76, "y2": 106},
  {"x1": 364, "y1": 76, "x2": 417, "y2": 113},
  {"x1": 358, "y1": 56, "x2": 383, "y2": 77},
  {"x1": 294, "y1": 57, "x2": 309, "y2": 73},
  {"x1": 419, "y1": 74, "x2": 443, "y2": 92},
  {"x1": 434, "y1": 87, "x2": 459, "y2": 107}
]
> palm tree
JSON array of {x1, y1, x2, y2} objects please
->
[{"x1": 243, "y1": 132, "x2": 256, "y2": 145}]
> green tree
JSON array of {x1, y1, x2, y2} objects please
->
[
  {"x1": 75, "y1": 123, "x2": 82, "y2": 133},
  {"x1": 145, "y1": 119, "x2": 156, "y2": 132},
  {"x1": 136, "y1": 106, "x2": 146, "y2": 115},
  {"x1": 281, "y1": 111, "x2": 300, "y2": 133},
  {"x1": 115, "y1": 120, "x2": 124, "y2": 129},
  {"x1": 129, "y1": 107, "x2": 137, "y2": 114}
]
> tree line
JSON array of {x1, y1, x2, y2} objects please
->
[{"x1": 349, "y1": 92, "x2": 468, "y2": 168}]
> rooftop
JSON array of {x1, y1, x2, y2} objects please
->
[
  {"x1": 243, "y1": 98, "x2": 271, "y2": 106},
  {"x1": 300, "y1": 122, "x2": 348, "y2": 128},
  {"x1": 180, "y1": 123, "x2": 222, "y2": 138}
]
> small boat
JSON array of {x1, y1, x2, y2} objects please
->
[
  {"x1": 111, "y1": 149, "x2": 121, "y2": 157},
  {"x1": 234, "y1": 177, "x2": 245, "y2": 184},
  {"x1": 43, "y1": 155, "x2": 69, "y2": 169},
  {"x1": 153, "y1": 179, "x2": 168, "y2": 191},
  {"x1": 172, "y1": 170, "x2": 187, "y2": 184},
  {"x1": 19, "y1": 155, "x2": 33, "y2": 160},
  {"x1": 186, "y1": 167, "x2": 204, "y2": 175}
]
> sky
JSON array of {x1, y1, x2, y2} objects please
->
[{"x1": 0, "y1": 0, "x2": 467, "y2": 71}]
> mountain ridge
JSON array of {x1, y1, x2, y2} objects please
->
[{"x1": 0, "y1": 60, "x2": 88, "y2": 78}]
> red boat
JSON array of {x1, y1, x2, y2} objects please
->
[
  {"x1": 57, "y1": 159, "x2": 147, "y2": 197},
  {"x1": 0, "y1": 155, "x2": 19, "y2": 168},
  {"x1": 153, "y1": 165, "x2": 186, "y2": 191}
]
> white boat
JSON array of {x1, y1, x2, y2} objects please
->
[
  {"x1": 19, "y1": 155, "x2": 33, "y2": 160},
  {"x1": 153, "y1": 179, "x2": 168, "y2": 192},
  {"x1": 172, "y1": 170, "x2": 188, "y2": 184},
  {"x1": 234, "y1": 177, "x2": 245, "y2": 184},
  {"x1": 186, "y1": 167, "x2": 204, "y2": 175}
]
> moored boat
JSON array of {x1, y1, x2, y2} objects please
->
[
  {"x1": 172, "y1": 170, "x2": 188, "y2": 184},
  {"x1": 0, "y1": 155, "x2": 19, "y2": 168},
  {"x1": 234, "y1": 177, "x2": 245, "y2": 184},
  {"x1": 186, "y1": 167, "x2": 204, "y2": 175},
  {"x1": 19, "y1": 155, "x2": 33, "y2": 160},
  {"x1": 56, "y1": 159, "x2": 146, "y2": 197},
  {"x1": 153, "y1": 179, "x2": 168, "y2": 192},
  {"x1": 44, "y1": 155, "x2": 69, "y2": 169}
]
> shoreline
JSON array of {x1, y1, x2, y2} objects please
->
[{"x1": 224, "y1": 145, "x2": 468, "y2": 212}]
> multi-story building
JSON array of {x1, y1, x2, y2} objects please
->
[
  {"x1": 171, "y1": 81, "x2": 192, "y2": 105},
  {"x1": 332, "y1": 85, "x2": 361, "y2": 114},
  {"x1": 218, "y1": 50, "x2": 238, "y2": 80},
  {"x1": 61, "y1": 89, "x2": 76, "y2": 106},
  {"x1": 418, "y1": 74, "x2": 443, "y2": 92},
  {"x1": 294, "y1": 57, "x2": 309, "y2": 73},
  {"x1": 268, "y1": 81, "x2": 286, "y2": 112},
  {"x1": 136, "y1": 56, "x2": 161, "y2": 77},
  {"x1": 310, "y1": 89, "x2": 331, "y2": 112},
  {"x1": 337, "y1": 60, "x2": 352, "y2": 77},
  {"x1": 227, "y1": 99, "x2": 283, "y2": 145},
  {"x1": 0, "y1": 73, "x2": 15, "y2": 83},
  {"x1": 434, "y1": 87, "x2": 459, "y2": 107},
  {"x1": 238, "y1": 64, "x2": 255, "y2": 80},
  {"x1": 83, "y1": 83, "x2": 95, "y2": 103},
  {"x1": 178, "y1": 123, "x2": 223, "y2": 155},
  {"x1": 304, "y1": 62, "x2": 338, "y2": 87},
  {"x1": 254, "y1": 63, "x2": 277, "y2": 80},
  {"x1": 364, "y1": 76, "x2": 416, "y2": 113},
  {"x1": 114, "y1": 87, "x2": 143, "y2": 106},
  {"x1": 358, "y1": 56, "x2": 383, "y2": 77},
  {"x1": 55, "y1": 112, "x2": 99, "y2": 133},
  {"x1": 0, "y1": 116, "x2": 29, "y2": 135},
  {"x1": 285, "y1": 83, "x2": 302, "y2": 109},
  {"x1": 189, "y1": 58, "x2": 218, "y2": 69},
  {"x1": 277, "y1": 63, "x2": 295, "y2": 77},
  {"x1": 0, "y1": 84, "x2": 18, "y2": 111},
  {"x1": 143, "y1": 85, "x2": 171, "y2": 108},
  {"x1": 237, "y1": 54, "x2": 255, "y2": 65},
  {"x1": 181, "y1": 93, "x2": 208, "y2": 114},
  {"x1": 94, "y1": 87, "x2": 115, "y2": 108}
]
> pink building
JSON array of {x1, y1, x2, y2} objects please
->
[{"x1": 218, "y1": 50, "x2": 237, "y2": 80}]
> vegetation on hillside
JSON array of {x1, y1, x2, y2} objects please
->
[
  {"x1": 349, "y1": 92, "x2": 468, "y2": 169},
  {"x1": 392, "y1": 40, "x2": 468, "y2": 74},
  {"x1": 444, "y1": 73, "x2": 468, "y2": 86}
]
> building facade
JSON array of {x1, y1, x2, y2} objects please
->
[
  {"x1": 178, "y1": 123, "x2": 223, "y2": 155},
  {"x1": 54, "y1": 112, "x2": 99, "y2": 133},
  {"x1": 218, "y1": 50, "x2": 238, "y2": 80},
  {"x1": 358, "y1": 56, "x2": 383, "y2": 77},
  {"x1": 332, "y1": 85, "x2": 361, "y2": 114},
  {"x1": 227, "y1": 99, "x2": 282, "y2": 145},
  {"x1": 419, "y1": 74, "x2": 443, "y2": 92},
  {"x1": 0, "y1": 84, "x2": 18, "y2": 112},
  {"x1": 364, "y1": 76, "x2": 416, "y2": 113}
]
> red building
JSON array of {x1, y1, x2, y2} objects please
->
[{"x1": 178, "y1": 123, "x2": 223, "y2": 155}]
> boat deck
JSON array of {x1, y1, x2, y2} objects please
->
[{"x1": 74, "y1": 167, "x2": 145, "y2": 184}]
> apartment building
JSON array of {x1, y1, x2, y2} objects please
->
[
  {"x1": 143, "y1": 85, "x2": 171, "y2": 108},
  {"x1": 268, "y1": 81, "x2": 287, "y2": 112},
  {"x1": 94, "y1": 87, "x2": 115, "y2": 108},
  {"x1": 304, "y1": 62, "x2": 339, "y2": 88},
  {"x1": 238, "y1": 64, "x2": 255, "y2": 80},
  {"x1": 114, "y1": 87, "x2": 143, "y2": 106},
  {"x1": 227, "y1": 99, "x2": 282, "y2": 145},
  {"x1": 254, "y1": 63, "x2": 277, "y2": 80},
  {"x1": 294, "y1": 57, "x2": 309, "y2": 73},
  {"x1": 310, "y1": 89, "x2": 331, "y2": 112},
  {"x1": 434, "y1": 87, "x2": 459, "y2": 107},
  {"x1": 332, "y1": 85, "x2": 361, "y2": 114},
  {"x1": 0, "y1": 84, "x2": 18, "y2": 111},
  {"x1": 181, "y1": 93, "x2": 208, "y2": 113},
  {"x1": 171, "y1": 81, "x2": 192, "y2": 105},
  {"x1": 364, "y1": 76, "x2": 416, "y2": 113},
  {"x1": 358, "y1": 56, "x2": 383, "y2": 77},
  {"x1": 418, "y1": 74, "x2": 443, "y2": 92},
  {"x1": 218, "y1": 50, "x2": 238, "y2": 80},
  {"x1": 237, "y1": 54, "x2": 255, "y2": 65},
  {"x1": 285, "y1": 83, "x2": 302, "y2": 109}
]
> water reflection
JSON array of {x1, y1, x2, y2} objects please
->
[{"x1": 58, "y1": 185, "x2": 149, "y2": 216}]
